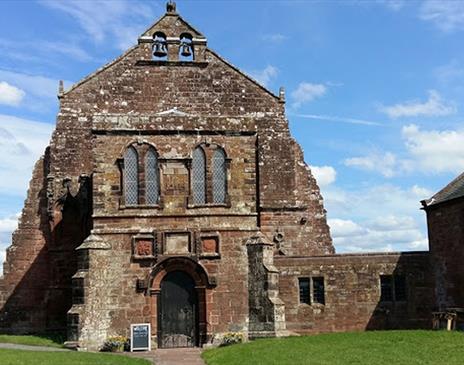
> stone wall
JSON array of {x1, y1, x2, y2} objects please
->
[
  {"x1": 424, "y1": 198, "x2": 464, "y2": 309},
  {"x1": 276, "y1": 252, "x2": 433, "y2": 334},
  {"x1": 0, "y1": 155, "x2": 51, "y2": 333}
]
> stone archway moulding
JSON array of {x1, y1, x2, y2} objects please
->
[{"x1": 148, "y1": 256, "x2": 216, "y2": 347}]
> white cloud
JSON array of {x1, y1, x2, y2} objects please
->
[
  {"x1": 0, "y1": 38, "x2": 93, "y2": 64},
  {"x1": 343, "y1": 125, "x2": 464, "y2": 177},
  {"x1": 329, "y1": 218, "x2": 367, "y2": 238},
  {"x1": 0, "y1": 248, "x2": 5, "y2": 272},
  {"x1": 344, "y1": 151, "x2": 397, "y2": 178},
  {"x1": 0, "y1": 114, "x2": 53, "y2": 195},
  {"x1": 293, "y1": 113, "x2": 382, "y2": 126},
  {"x1": 434, "y1": 60, "x2": 464, "y2": 85},
  {"x1": 0, "y1": 81, "x2": 25, "y2": 106},
  {"x1": 379, "y1": 90, "x2": 456, "y2": 118},
  {"x1": 0, "y1": 214, "x2": 20, "y2": 275},
  {"x1": 310, "y1": 165, "x2": 336, "y2": 187},
  {"x1": 329, "y1": 214, "x2": 427, "y2": 253},
  {"x1": 322, "y1": 183, "x2": 430, "y2": 253},
  {"x1": 378, "y1": 0, "x2": 406, "y2": 11},
  {"x1": 40, "y1": 0, "x2": 157, "y2": 50},
  {"x1": 367, "y1": 215, "x2": 416, "y2": 231},
  {"x1": 261, "y1": 33, "x2": 288, "y2": 43},
  {"x1": 291, "y1": 82, "x2": 327, "y2": 108},
  {"x1": 0, "y1": 69, "x2": 73, "y2": 113},
  {"x1": 249, "y1": 65, "x2": 278, "y2": 88},
  {"x1": 0, "y1": 213, "x2": 20, "y2": 233},
  {"x1": 410, "y1": 184, "x2": 433, "y2": 199},
  {"x1": 402, "y1": 124, "x2": 464, "y2": 174},
  {"x1": 420, "y1": 1, "x2": 464, "y2": 33}
]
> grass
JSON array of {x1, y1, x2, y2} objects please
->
[
  {"x1": 0, "y1": 334, "x2": 65, "y2": 348},
  {"x1": 202, "y1": 330, "x2": 464, "y2": 365},
  {"x1": 0, "y1": 349, "x2": 151, "y2": 365}
]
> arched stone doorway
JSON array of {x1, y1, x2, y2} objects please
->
[
  {"x1": 149, "y1": 257, "x2": 215, "y2": 348},
  {"x1": 159, "y1": 271, "x2": 197, "y2": 348}
]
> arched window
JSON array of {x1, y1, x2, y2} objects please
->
[
  {"x1": 124, "y1": 146, "x2": 138, "y2": 206},
  {"x1": 212, "y1": 148, "x2": 226, "y2": 203},
  {"x1": 145, "y1": 147, "x2": 160, "y2": 205},
  {"x1": 192, "y1": 146, "x2": 206, "y2": 205}
]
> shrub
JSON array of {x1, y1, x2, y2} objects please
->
[
  {"x1": 220, "y1": 332, "x2": 245, "y2": 347},
  {"x1": 100, "y1": 336, "x2": 129, "y2": 352}
]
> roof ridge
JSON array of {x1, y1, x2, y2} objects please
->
[{"x1": 425, "y1": 171, "x2": 464, "y2": 207}]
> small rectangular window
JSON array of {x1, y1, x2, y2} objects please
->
[
  {"x1": 394, "y1": 275, "x2": 407, "y2": 301},
  {"x1": 380, "y1": 275, "x2": 393, "y2": 302},
  {"x1": 298, "y1": 278, "x2": 310, "y2": 304},
  {"x1": 313, "y1": 277, "x2": 325, "y2": 305}
]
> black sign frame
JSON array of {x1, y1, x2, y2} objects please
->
[{"x1": 130, "y1": 323, "x2": 151, "y2": 351}]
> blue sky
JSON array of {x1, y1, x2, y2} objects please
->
[{"x1": 1, "y1": 0, "x2": 464, "y2": 271}]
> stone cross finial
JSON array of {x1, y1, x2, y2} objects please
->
[
  {"x1": 166, "y1": 1, "x2": 176, "y2": 13},
  {"x1": 58, "y1": 80, "x2": 64, "y2": 95},
  {"x1": 279, "y1": 86, "x2": 285, "y2": 102}
]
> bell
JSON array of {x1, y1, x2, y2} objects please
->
[
  {"x1": 180, "y1": 43, "x2": 192, "y2": 57},
  {"x1": 153, "y1": 42, "x2": 167, "y2": 58}
]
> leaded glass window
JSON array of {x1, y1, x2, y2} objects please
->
[
  {"x1": 299, "y1": 278, "x2": 310, "y2": 304},
  {"x1": 212, "y1": 148, "x2": 226, "y2": 204},
  {"x1": 313, "y1": 277, "x2": 325, "y2": 305},
  {"x1": 124, "y1": 146, "x2": 138, "y2": 206},
  {"x1": 145, "y1": 147, "x2": 160, "y2": 205},
  {"x1": 192, "y1": 147, "x2": 206, "y2": 204}
]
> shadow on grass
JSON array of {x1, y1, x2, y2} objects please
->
[{"x1": 0, "y1": 331, "x2": 66, "y2": 348}]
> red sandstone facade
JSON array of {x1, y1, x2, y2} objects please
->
[{"x1": 0, "y1": 3, "x2": 446, "y2": 351}]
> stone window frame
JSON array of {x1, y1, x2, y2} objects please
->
[
  {"x1": 118, "y1": 141, "x2": 164, "y2": 209},
  {"x1": 297, "y1": 275, "x2": 326, "y2": 306},
  {"x1": 379, "y1": 274, "x2": 407, "y2": 303},
  {"x1": 160, "y1": 230, "x2": 193, "y2": 256},
  {"x1": 131, "y1": 233, "x2": 157, "y2": 261},
  {"x1": 197, "y1": 231, "x2": 221, "y2": 259},
  {"x1": 187, "y1": 142, "x2": 231, "y2": 208}
]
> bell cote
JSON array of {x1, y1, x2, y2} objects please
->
[{"x1": 138, "y1": 1, "x2": 207, "y2": 63}]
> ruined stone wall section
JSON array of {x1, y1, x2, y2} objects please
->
[
  {"x1": 0, "y1": 156, "x2": 51, "y2": 332},
  {"x1": 258, "y1": 127, "x2": 333, "y2": 256},
  {"x1": 276, "y1": 252, "x2": 433, "y2": 334}
]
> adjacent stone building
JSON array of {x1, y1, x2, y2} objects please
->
[
  {"x1": 421, "y1": 173, "x2": 464, "y2": 312},
  {"x1": 0, "y1": 2, "x2": 444, "y2": 351}
]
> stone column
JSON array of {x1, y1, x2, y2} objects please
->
[
  {"x1": 66, "y1": 233, "x2": 112, "y2": 351},
  {"x1": 246, "y1": 231, "x2": 286, "y2": 339},
  {"x1": 149, "y1": 289, "x2": 159, "y2": 349}
]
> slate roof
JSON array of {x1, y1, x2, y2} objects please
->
[{"x1": 423, "y1": 172, "x2": 464, "y2": 207}]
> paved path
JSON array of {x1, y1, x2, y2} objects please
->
[
  {"x1": 0, "y1": 343, "x2": 70, "y2": 352},
  {"x1": 153, "y1": 348, "x2": 205, "y2": 365},
  {"x1": 128, "y1": 348, "x2": 205, "y2": 365},
  {"x1": 0, "y1": 342, "x2": 206, "y2": 365}
]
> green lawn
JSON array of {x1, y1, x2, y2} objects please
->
[
  {"x1": 0, "y1": 334, "x2": 64, "y2": 348},
  {"x1": 202, "y1": 330, "x2": 464, "y2": 365},
  {"x1": 0, "y1": 349, "x2": 151, "y2": 365}
]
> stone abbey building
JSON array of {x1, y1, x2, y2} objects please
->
[{"x1": 0, "y1": 2, "x2": 460, "y2": 351}]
